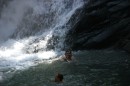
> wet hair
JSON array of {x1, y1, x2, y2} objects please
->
[{"x1": 57, "y1": 74, "x2": 63, "y2": 81}]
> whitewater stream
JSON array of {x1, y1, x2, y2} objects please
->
[{"x1": 0, "y1": 0, "x2": 130, "y2": 86}]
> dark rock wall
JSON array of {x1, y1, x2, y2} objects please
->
[{"x1": 66, "y1": 0, "x2": 130, "y2": 50}]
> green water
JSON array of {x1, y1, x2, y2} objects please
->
[{"x1": 0, "y1": 50, "x2": 130, "y2": 86}]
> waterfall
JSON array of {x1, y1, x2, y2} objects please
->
[{"x1": 0, "y1": 0, "x2": 85, "y2": 80}]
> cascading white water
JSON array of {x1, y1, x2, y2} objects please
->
[{"x1": 0, "y1": 0, "x2": 85, "y2": 81}]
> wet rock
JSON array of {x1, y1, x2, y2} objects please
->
[{"x1": 66, "y1": 0, "x2": 130, "y2": 50}]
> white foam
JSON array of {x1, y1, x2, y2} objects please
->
[{"x1": 0, "y1": 38, "x2": 58, "y2": 70}]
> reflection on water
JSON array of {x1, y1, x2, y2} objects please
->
[{"x1": 0, "y1": 50, "x2": 130, "y2": 86}]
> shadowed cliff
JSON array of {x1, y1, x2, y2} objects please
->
[{"x1": 66, "y1": 0, "x2": 130, "y2": 51}]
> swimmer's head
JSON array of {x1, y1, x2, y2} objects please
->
[{"x1": 55, "y1": 73, "x2": 63, "y2": 82}]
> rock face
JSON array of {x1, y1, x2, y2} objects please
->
[
  {"x1": 66, "y1": 0, "x2": 130, "y2": 50},
  {"x1": 122, "y1": 34, "x2": 130, "y2": 52},
  {"x1": 123, "y1": 41, "x2": 130, "y2": 52}
]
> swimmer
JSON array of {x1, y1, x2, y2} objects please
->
[
  {"x1": 60, "y1": 49, "x2": 75, "y2": 62},
  {"x1": 54, "y1": 73, "x2": 63, "y2": 83}
]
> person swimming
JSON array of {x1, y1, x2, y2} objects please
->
[
  {"x1": 60, "y1": 49, "x2": 75, "y2": 62},
  {"x1": 54, "y1": 73, "x2": 63, "y2": 83},
  {"x1": 64, "y1": 49, "x2": 72, "y2": 61}
]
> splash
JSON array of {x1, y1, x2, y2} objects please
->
[{"x1": 0, "y1": 0, "x2": 85, "y2": 81}]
